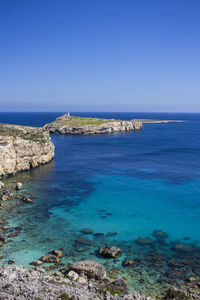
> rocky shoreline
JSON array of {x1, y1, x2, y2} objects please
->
[
  {"x1": 0, "y1": 124, "x2": 54, "y2": 177},
  {"x1": 0, "y1": 264, "x2": 154, "y2": 300}
]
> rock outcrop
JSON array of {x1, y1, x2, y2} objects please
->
[
  {"x1": 0, "y1": 265, "x2": 154, "y2": 300},
  {"x1": 44, "y1": 114, "x2": 143, "y2": 135},
  {"x1": 70, "y1": 260, "x2": 107, "y2": 280},
  {"x1": 0, "y1": 124, "x2": 54, "y2": 177}
]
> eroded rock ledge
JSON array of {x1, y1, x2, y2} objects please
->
[{"x1": 0, "y1": 124, "x2": 55, "y2": 177}]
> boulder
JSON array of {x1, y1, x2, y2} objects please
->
[
  {"x1": 70, "y1": 260, "x2": 107, "y2": 280},
  {"x1": 40, "y1": 254, "x2": 60, "y2": 263},
  {"x1": 0, "y1": 181, "x2": 5, "y2": 190},
  {"x1": 67, "y1": 270, "x2": 79, "y2": 281},
  {"x1": 51, "y1": 249, "x2": 64, "y2": 258},
  {"x1": 99, "y1": 246, "x2": 121, "y2": 258},
  {"x1": 16, "y1": 182, "x2": 23, "y2": 191}
]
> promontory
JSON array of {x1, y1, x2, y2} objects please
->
[
  {"x1": 44, "y1": 113, "x2": 187, "y2": 135},
  {"x1": 0, "y1": 123, "x2": 54, "y2": 177}
]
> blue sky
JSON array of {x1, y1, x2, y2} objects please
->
[{"x1": 0, "y1": 0, "x2": 200, "y2": 112}]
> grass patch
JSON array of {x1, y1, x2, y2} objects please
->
[
  {"x1": 0, "y1": 124, "x2": 46, "y2": 143},
  {"x1": 50, "y1": 115, "x2": 119, "y2": 127}
]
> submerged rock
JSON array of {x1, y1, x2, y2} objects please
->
[
  {"x1": 172, "y1": 243, "x2": 198, "y2": 253},
  {"x1": 70, "y1": 260, "x2": 107, "y2": 280},
  {"x1": 99, "y1": 246, "x2": 121, "y2": 258},
  {"x1": 135, "y1": 237, "x2": 153, "y2": 245},
  {"x1": 80, "y1": 228, "x2": 93, "y2": 234},
  {"x1": 107, "y1": 232, "x2": 118, "y2": 237},
  {"x1": 153, "y1": 230, "x2": 168, "y2": 239},
  {"x1": 122, "y1": 259, "x2": 136, "y2": 267},
  {"x1": 76, "y1": 236, "x2": 94, "y2": 246}
]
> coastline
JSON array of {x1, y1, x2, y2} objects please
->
[{"x1": 0, "y1": 113, "x2": 199, "y2": 298}]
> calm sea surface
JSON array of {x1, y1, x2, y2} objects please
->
[{"x1": 0, "y1": 112, "x2": 200, "y2": 298}]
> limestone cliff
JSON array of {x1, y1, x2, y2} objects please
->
[
  {"x1": 44, "y1": 114, "x2": 143, "y2": 135},
  {"x1": 0, "y1": 124, "x2": 54, "y2": 177}
]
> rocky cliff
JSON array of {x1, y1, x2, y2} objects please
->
[
  {"x1": 44, "y1": 114, "x2": 143, "y2": 135},
  {"x1": 0, "y1": 124, "x2": 54, "y2": 177}
]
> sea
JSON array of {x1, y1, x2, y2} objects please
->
[{"x1": 0, "y1": 112, "x2": 200, "y2": 298}]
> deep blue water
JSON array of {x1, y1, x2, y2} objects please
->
[{"x1": 0, "y1": 112, "x2": 200, "y2": 297}]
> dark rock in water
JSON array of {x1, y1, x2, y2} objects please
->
[
  {"x1": 0, "y1": 234, "x2": 7, "y2": 243},
  {"x1": 168, "y1": 261, "x2": 184, "y2": 268},
  {"x1": 99, "y1": 246, "x2": 121, "y2": 258},
  {"x1": 8, "y1": 232, "x2": 19, "y2": 238},
  {"x1": 8, "y1": 260, "x2": 15, "y2": 264},
  {"x1": 94, "y1": 233, "x2": 104, "y2": 238},
  {"x1": 40, "y1": 254, "x2": 60, "y2": 263},
  {"x1": 153, "y1": 230, "x2": 168, "y2": 239},
  {"x1": 135, "y1": 237, "x2": 153, "y2": 245},
  {"x1": 172, "y1": 243, "x2": 198, "y2": 253},
  {"x1": 122, "y1": 259, "x2": 136, "y2": 267},
  {"x1": 51, "y1": 249, "x2": 64, "y2": 258},
  {"x1": 106, "y1": 213, "x2": 112, "y2": 216},
  {"x1": 70, "y1": 260, "x2": 107, "y2": 280},
  {"x1": 22, "y1": 196, "x2": 34, "y2": 204},
  {"x1": 76, "y1": 236, "x2": 94, "y2": 246},
  {"x1": 16, "y1": 182, "x2": 23, "y2": 190},
  {"x1": 166, "y1": 269, "x2": 185, "y2": 279},
  {"x1": 80, "y1": 228, "x2": 93, "y2": 234},
  {"x1": 30, "y1": 260, "x2": 43, "y2": 266},
  {"x1": 107, "y1": 232, "x2": 118, "y2": 237},
  {"x1": 183, "y1": 237, "x2": 190, "y2": 240},
  {"x1": 99, "y1": 277, "x2": 129, "y2": 295}
]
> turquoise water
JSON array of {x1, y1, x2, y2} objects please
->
[{"x1": 0, "y1": 112, "x2": 200, "y2": 298}]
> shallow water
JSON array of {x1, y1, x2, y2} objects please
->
[{"x1": 0, "y1": 112, "x2": 200, "y2": 298}]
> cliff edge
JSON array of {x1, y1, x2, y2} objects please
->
[{"x1": 0, "y1": 124, "x2": 55, "y2": 177}]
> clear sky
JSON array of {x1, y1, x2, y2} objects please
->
[{"x1": 0, "y1": 0, "x2": 200, "y2": 112}]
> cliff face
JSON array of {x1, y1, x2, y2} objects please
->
[
  {"x1": 44, "y1": 115, "x2": 142, "y2": 135},
  {"x1": 0, "y1": 124, "x2": 55, "y2": 177}
]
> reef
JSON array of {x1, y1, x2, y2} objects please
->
[{"x1": 0, "y1": 123, "x2": 55, "y2": 177}]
